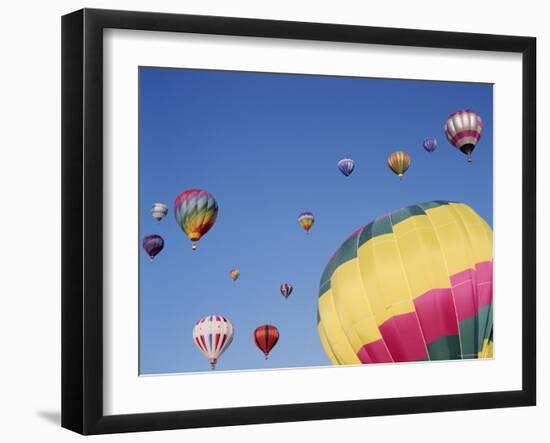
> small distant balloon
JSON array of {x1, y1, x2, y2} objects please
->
[
  {"x1": 142, "y1": 234, "x2": 164, "y2": 260},
  {"x1": 337, "y1": 158, "x2": 355, "y2": 177},
  {"x1": 193, "y1": 315, "x2": 234, "y2": 370},
  {"x1": 151, "y1": 202, "x2": 168, "y2": 221},
  {"x1": 387, "y1": 151, "x2": 411, "y2": 180},
  {"x1": 253, "y1": 325, "x2": 280, "y2": 360},
  {"x1": 298, "y1": 212, "x2": 314, "y2": 234},
  {"x1": 444, "y1": 109, "x2": 483, "y2": 162},
  {"x1": 230, "y1": 268, "x2": 240, "y2": 282},
  {"x1": 423, "y1": 137, "x2": 437, "y2": 153},
  {"x1": 280, "y1": 283, "x2": 293, "y2": 300},
  {"x1": 174, "y1": 189, "x2": 218, "y2": 250}
]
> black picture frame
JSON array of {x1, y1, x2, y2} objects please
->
[{"x1": 62, "y1": 8, "x2": 536, "y2": 435}]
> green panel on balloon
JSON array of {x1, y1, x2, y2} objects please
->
[
  {"x1": 389, "y1": 205, "x2": 426, "y2": 225},
  {"x1": 478, "y1": 303, "x2": 493, "y2": 347},
  {"x1": 459, "y1": 316, "x2": 480, "y2": 359},
  {"x1": 426, "y1": 335, "x2": 462, "y2": 360}
]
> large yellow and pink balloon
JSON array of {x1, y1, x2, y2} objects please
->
[{"x1": 317, "y1": 201, "x2": 493, "y2": 365}]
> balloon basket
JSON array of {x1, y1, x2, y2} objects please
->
[{"x1": 192, "y1": 243, "x2": 197, "y2": 251}]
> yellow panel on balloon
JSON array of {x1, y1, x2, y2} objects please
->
[
  {"x1": 392, "y1": 215, "x2": 452, "y2": 298},
  {"x1": 318, "y1": 290, "x2": 360, "y2": 363},
  {"x1": 357, "y1": 233, "x2": 415, "y2": 326}
]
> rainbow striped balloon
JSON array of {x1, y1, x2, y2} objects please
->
[
  {"x1": 142, "y1": 234, "x2": 164, "y2": 260},
  {"x1": 444, "y1": 109, "x2": 483, "y2": 162},
  {"x1": 174, "y1": 189, "x2": 218, "y2": 250},
  {"x1": 317, "y1": 201, "x2": 493, "y2": 365},
  {"x1": 387, "y1": 151, "x2": 411, "y2": 180}
]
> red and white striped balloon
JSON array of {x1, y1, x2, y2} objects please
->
[
  {"x1": 192, "y1": 315, "x2": 234, "y2": 369},
  {"x1": 444, "y1": 109, "x2": 483, "y2": 162}
]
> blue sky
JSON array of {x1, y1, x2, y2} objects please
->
[{"x1": 139, "y1": 67, "x2": 493, "y2": 375}]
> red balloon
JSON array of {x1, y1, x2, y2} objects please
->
[{"x1": 253, "y1": 325, "x2": 279, "y2": 359}]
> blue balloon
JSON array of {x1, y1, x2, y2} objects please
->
[
  {"x1": 423, "y1": 137, "x2": 437, "y2": 153},
  {"x1": 337, "y1": 158, "x2": 355, "y2": 177}
]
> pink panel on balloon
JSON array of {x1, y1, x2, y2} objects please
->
[
  {"x1": 379, "y1": 312, "x2": 428, "y2": 362},
  {"x1": 413, "y1": 288, "x2": 459, "y2": 345},
  {"x1": 356, "y1": 339, "x2": 393, "y2": 364}
]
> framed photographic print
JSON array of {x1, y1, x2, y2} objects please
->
[{"x1": 61, "y1": 8, "x2": 536, "y2": 435}]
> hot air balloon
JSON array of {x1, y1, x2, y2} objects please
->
[
  {"x1": 298, "y1": 212, "x2": 314, "y2": 234},
  {"x1": 230, "y1": 268, "x2": 240, "y2": 283},
  {"x1": 317, "y1": 201, "x2": 493, "y2": 365},
  {"x1": 423, "y1": 137, "x2": 437, "y2": 153},
  {"x1": 280, "y1": 283, "x2": 293, "y2": 300},
  {"x1": 444, "y1": 109, "x2": 483, "y2": 162},
  {"x1": 174, "y1": 189, "x2": 218, "y2": 250},
  {"x1": 151, "y1": 202, "x2": 168, "y2": 221},
  {"x1": 387, "y1": 151, "x2": 410, "y2": 180},
  {"x1": 253, "y1": 325, "x2": 279, "y2": 359},
  {"x1": 142, "y1": 234, "x2": 164, "y2": 260},
  {"x1": 337, "y1": 158, "x2": 355, "y2": 177},
  {"x1": 192, "y1": 315, "x2": 234, "y2": 369}
]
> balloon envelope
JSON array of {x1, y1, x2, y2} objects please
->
[
  {"x1": 280, "y1": 283, "x2": 293, "y2": 299},
  {"x1": 298, "y1": 212, "x2": 314, "y2": 233},
  {"x1": 142, "y1": 234, "x2": 164, "y2": 259},
  {"x1": 317, "y1": 201, "x2": 493, "y2": 365},
  {"x1": 174, "y1": 189, "x2": 218, "y2": 250},
  {"x1": 337, "y1": 158, "x2": 355, "y2": 176},
  {"x1": 444, "y1": 109, "x2": 483, "y2": 162},
  {"x1": 193, "y1": 315, "x2": 234, "y2": 369},
  {"x1": 387, "y1": 151, "x2": 410, "y2": 179},
  {"x1": 151, "y1": 202, "x2": 168, "y2": 221},
  {"x1": 230, "y1": 268, "x2": 240, "y2": 282},
  {"x1": 423, "y1": 137, "x2": 437, "y2": 153},
  {"x1": 253, "y1": 325, "x2": 280, "y2": 359}
]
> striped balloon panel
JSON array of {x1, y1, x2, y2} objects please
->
[
  {"x1": 387, "y1": 151, "x2": 410, "y2": 176},
  {"x1": 298, "y1": 212, "x2": 314, "y2": 232},
  {"x1": 151, "y1": 202, "x2": 168, "y2": 221},
  {"x1": 280, "y1": 283, "x2": 293, "y2": 298},
  {"x1": 192, "y1": 315, "x2": 234, "y2": 366},
  {"x1": 337, "y1": 158, "x2": 355, "y2": 176},
  {"x1": 317, "y1": 201, "x2": 493, "y2": 365},
  {"x1": 142, "y1": 234, "x2": 164, "y2": 258},
  {"x1": 423, "y1": 137, "x2": 437, "y2": 153},
  {"x1": 253, "y1": 325, "x2": 280, "y2": 356},
  {"x1": 174, "y1": 189, "x2": 218, "y2": 241},
  {"x1": 444, "y1": 109, "x2": 483, "y2": 150}
]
